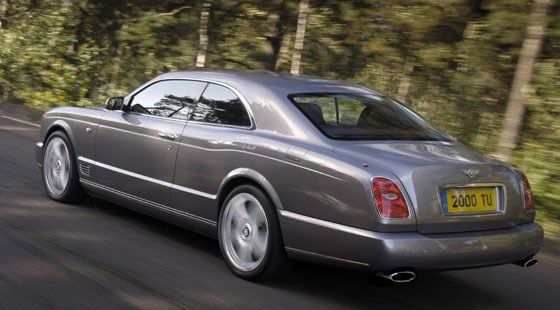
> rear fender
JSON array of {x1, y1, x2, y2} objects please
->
[{"x1": 218, "y1": 168, "x2": 284, "y2": 210}]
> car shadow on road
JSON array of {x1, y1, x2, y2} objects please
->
[
  {"x1": 87, "y1": 197, "x2": 503, "y2": 309},
  {"x1": 87, "y1": 197, "x2": 222, "y2": 257},
  {"x1": 261, "y1": 263, "x2": 502, "y2": 309}
]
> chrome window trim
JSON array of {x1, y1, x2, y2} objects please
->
[
  {"x1": 78, "y1": 156, "x2": 217, "y2": 200},
  {"x1": 125, "y1": 78, "x2": 256, "y2": 130},
  {"x1": 436, "y1": 182, "x2": 507, "y2": 218},
  {"x1": 184, "y1": 119, "x2": 254, "y2": 130},
  {"x1": 124, "y1": 110, "x2": 193, "y2": 124}
]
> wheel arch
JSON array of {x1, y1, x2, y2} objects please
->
[
  {"x1": 217, "y1": 168, "x2": 285, "y2": 214},
  {"x1": 43, "y1": 120, "x2": 77, "y2": 148}
]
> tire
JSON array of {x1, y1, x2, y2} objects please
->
[
  {"x1": 42, "y1": 131, "x2": 85, "y2": 203},
  {"x1": 218, "y1": 184, "x2": 292, "y2": 280}
]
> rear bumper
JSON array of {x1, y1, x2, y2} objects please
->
[{"x1": 278, "y1": 210, "x2": 543, "y2": 272}]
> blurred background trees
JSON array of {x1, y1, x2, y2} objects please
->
[{"x1": 0, "y1": 0, "x2": 558, "y2": 235}]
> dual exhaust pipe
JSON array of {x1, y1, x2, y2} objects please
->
[
  {"x1": 514, "y1": 257, "x2": 538, "y2": 268},
  {"x1": 376, "y1": 257, "x2": 537, "y2": 284},
  {"x1": 376, "y1": 270, "x2": 416, "y2": 283}
]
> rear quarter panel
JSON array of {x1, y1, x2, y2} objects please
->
[{"x1": 171, "y1": 125, "x2": 380, "y2": 230}]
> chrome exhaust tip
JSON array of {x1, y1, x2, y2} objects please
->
[
  {"x1": 515, "y1": 257, "x2": 538, "y2": 268},
  {"x1": 377, "y1": 270, "x2": 416, "y2": 283}
]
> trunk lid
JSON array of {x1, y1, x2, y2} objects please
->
[{"x1": 334, "y1": 141, "x2": 524, "y2": 234}]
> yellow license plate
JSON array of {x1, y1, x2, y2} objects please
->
[{"x1": 441, "y1": 187, "x2": 498, "y2": 215}]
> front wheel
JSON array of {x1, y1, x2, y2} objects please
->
[
  {"x1": 42, "y1": 131, "x2": 85, "y2": 202},
  {"x1": 218, "y1": 185, "x2": 291, "y2": 280}
]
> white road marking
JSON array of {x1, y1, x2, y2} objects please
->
[{"x1": 0, "y1": 115, "x2": 40, "y2": 128}]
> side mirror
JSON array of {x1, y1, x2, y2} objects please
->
[{"x1": 105, "y1": 97, "x2": 125, "y2": 111}]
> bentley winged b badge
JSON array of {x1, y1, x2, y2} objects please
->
[{"x1": 461, "y1": 168, "x2": 480, "y2": 178}]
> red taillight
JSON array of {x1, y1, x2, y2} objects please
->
[
  {"x1": 371, "y1": 177, "x2": 410, "y2": 219},
  {"x1": 520, "y1": 173, "x2": 535, "y2": 211}
]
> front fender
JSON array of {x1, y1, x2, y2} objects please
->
[
  {"x1": 37, "y1": 107, "x2": 104, "y2": 168},
  {"x1": 44, "y1": 119, "x2": 77, "y2": 146},
  {"x1": 36, "y1": 118, "x2": 77, "y2": 166}
]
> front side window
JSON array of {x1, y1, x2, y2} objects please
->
[
  {"x1": 189, "y1": 84, "x2": 251, "y2": 127},
  {"x1": 130, "y1": 80, "x2": 207, "y2": 119},
  {"x1": 290, "y1": 93, "x2": 451, "y2": 141}
]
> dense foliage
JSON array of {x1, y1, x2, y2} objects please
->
[{"x1": 1, "y1": 0, "x2": 558, "y2": 236}]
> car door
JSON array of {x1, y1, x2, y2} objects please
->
[
  {"x1": 93, "y1": 79, "x2": 207, "y2": 206},
  {"x1": 171, "y1": 83, "x2": 253, "y2": 221}
]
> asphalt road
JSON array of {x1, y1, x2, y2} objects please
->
[{"x1": 1, "y1": 115, "x2": 559, "y2": 310}]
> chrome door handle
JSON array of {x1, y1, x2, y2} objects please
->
[{"x1": 158, "y1": 132, "x2": 177, "y2": 140}]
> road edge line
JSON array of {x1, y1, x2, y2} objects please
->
[{"x1": 0, "y1": 115, "x2": 40, "y2": 128}]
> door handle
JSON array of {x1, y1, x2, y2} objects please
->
[{"x1": 158, "y1": 132, "x2": 177, "y2": 140}]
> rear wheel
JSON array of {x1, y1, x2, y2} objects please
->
[
  {"x1": 42, "y1": 131, "x2": 85, "y2": 202},
  {"x1": 218, "y1": 185, "x2": 291, "y2": 280}
]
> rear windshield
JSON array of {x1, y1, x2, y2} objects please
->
[{"x1": 289, "y1": 93, "x2": 451, "y2": 141}]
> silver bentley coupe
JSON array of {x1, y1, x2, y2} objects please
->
[{"x1": 36, "y1": 70, "x2": 543, "y2": 282}]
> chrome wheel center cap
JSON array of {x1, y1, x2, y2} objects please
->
[
  {"x1": 55, "y1": 160, "x2": 62, "y2": 171},
  {"x1": 241, "y1": 224, "x2": 252, "y2": 240}
]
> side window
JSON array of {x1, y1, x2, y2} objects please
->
[
  {"x1": 130, "y1": 80, "x2": 207, "y2": 119},
  {"x1": 295, "y1": 95, "x2": 365, "y2": 126},
  {"x1": 189, "y1": 84, "x2": 251, "y2": 127}
]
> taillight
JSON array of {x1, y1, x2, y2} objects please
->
[
  {"x1": 519, "y1": 173, "x2": 535, "y2": 211},
  {"x1": 371, "y1": 177, "x2": 410, "y2": 219}
]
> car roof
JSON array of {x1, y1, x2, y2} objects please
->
[
  {"x1": 132, "y1": 69, "x2": 386, "y2": 141},
  {"x1": 155, "y1": 69, "x2": 376, "y2": 96}
]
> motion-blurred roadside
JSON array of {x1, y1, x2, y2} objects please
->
[{"x1": 0, "y1": 0, "x2": 558, "y2": 239}]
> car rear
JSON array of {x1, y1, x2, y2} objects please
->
[
  {"x1": 337, "y1": 141, "x2": 536, "y2": 234},
  {"x1": 283, "y1": 91, "x2": 543, "y2": 273}
]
